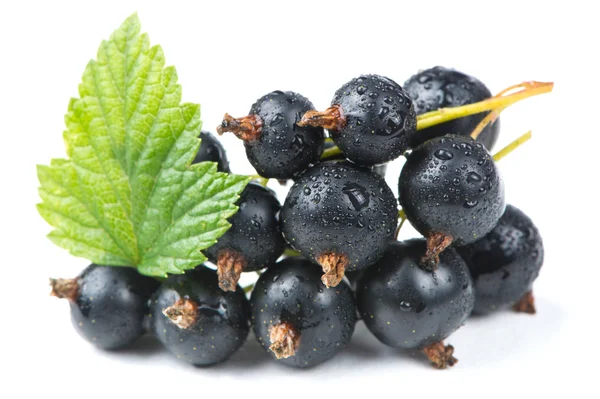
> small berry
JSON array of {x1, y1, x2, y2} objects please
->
[
  {"x1": 281, "y1": 161, "x2": 398, "y2": 287},
  {"x1": 250, "y1": 257, "x2": 356, "y2": 368},
  {"x1": 50, "y1": 264, "x2": 160, "y2": 349},
  {"x1": 150, "y1": 265, "x2": 250, "y2": 366},
  {"x1": 457, "y1": 204, "x2": 544, "y2": 314},
  {"x1": 399, "y1": 134, "x2": 505, "y2": 268},
  {"x1": 217, "y1": 91, "x2": 325, "y2": 179},
  {"x1": 356, "y1": 240, "x2": 474, "y2": 369},
  {"x1": 299, "y1": 75, "x2": 417, "y2": 165},
  {"x1": 206, "y1": 183, "x2": 285, "y2": 291},
  {"x1": 193, "y1": 131, "x2": 230, "y2": 173},
  {"x1": 404, "y1": 66, "x2": 499, "y2": 150}
]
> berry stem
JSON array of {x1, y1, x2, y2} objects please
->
[
  {"x1": 493, "y1": 131, "x2": 532, "y2": 162},
  {"x1": 320, "y1": 145, "x2": 342, "y2": 160},
  {"x1": 269, "y1": 322, "x2": 300, "y2": 359},
  {"x1": 422, "y1": 341, "x2": 458, "y2": 369},
  {"x1": 243, "y1": 283, "x2": 255, "y2": 294},
  {"x1": 417, "y1": 81, "x2": 553, "y2": 131},
  {"x1": 49, "y1": 278, "x2": 79, "y2": 302},
  {"x1": 395, "y1": 210, "x2": 407, "y2": 240},
  {"x1": 283, "y1": 248, "x2": 301, "y2": 257},
  {"x1": 297, "y1": 104, "x2": 346, "y2": 131},
  {"x1": 513, "y1": 290, "x2": 536, "y2": 314},
  {"x1": 216, "y1": 249, "x2": 247, "y2": 292},
  {"x1": 163, "y1": 298, "x2": 198, "y2": 329},
  {"x1": 217, "y1": 113, "x2": 263, "y2": 141}
]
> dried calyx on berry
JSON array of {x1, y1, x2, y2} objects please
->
[
  {"x1": 206, "y1": 182, "x2": 285, "y2": 291},
  {"x1": 299, "y1": 74, "x2": 417, "y2": 166},
  {"x1": 218, "y1": 91, "x2": 325, "y2": 179}
]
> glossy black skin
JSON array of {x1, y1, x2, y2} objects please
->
[
  {"x1": 404, "y1": 66, "x2": 499, "y2": 151},
  {"x1": 322, "y1": 140, "x2": 388, "y2": 178},
  {"x1": 70, "y1": 264, "x2": 160, "y2": 349},
  {"x1": 251, "y1": 257, "x2": 356, "y2": 368},
  {"x1": 357, "y1": 240, "x2": 474, "y2": 349},
  {"x1": 457, "y1": 205, "x2": 544, "y2": 314},
  {"x1": 206, "y1": 183, "x2": 285, "y2": 271},
  {"x1": 246, "y1": 91, "x2": 325, "y2": 179},
  {"x1": 399, "y1": 135, "x2": 505, "y2": 245},
  {"x1": 281, "y1": 161, "x2": 398, "y2": 272},
  {"x1": 330, "y1": 75, "x2": 417, "y2": 166},
  {"x1": 193, "y1": 131, "x2": 230, "y2": 173},
  {"x1": 150, "y1": 266, "x2": 250, "y2": 366}
]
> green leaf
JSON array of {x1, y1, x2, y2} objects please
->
[{"x1": 37, "y1": 14, "x2": 249, "y2": 276}]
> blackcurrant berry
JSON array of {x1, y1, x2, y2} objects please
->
[
  {"x1": 250, "y1": 257, "x2": 356, "y2": 368},
  {"x1": 50, "y1": 264, "x2": 160, "y2": 349},
  {"x1": 150, "y1": 265, "x2": 250, "y2": 366},
  {"x1": 299, "y1": 75, "x2": 417, "y2": 166},
  {"x1": 457, "y1": 204, "x2": 544, "y2": 314},
  {"x1": 404, "y1": 66, "x2": 499, "y2": 150},
  {"x1": 281, "y1": 161, "x2": 398, "y2": 287},
  {"x1": 357, "y1": 240, "x2": 474, "y2": 369},
  {"x1": 193, "y1": 131, "x2": 230, "y2": 173},
  {"x1": 399, "y1": 134, "x2": 505, "y2": 268},
  {"x1": 205, "y1": 182, "x2": 285, "y2": 291},
  {"x1": 217, "y1": 91, "x2": 325, "y2": 179}
]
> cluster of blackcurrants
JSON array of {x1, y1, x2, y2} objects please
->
[{"x1": 51, "y1": 67, "x2": 544, "y2": 370}]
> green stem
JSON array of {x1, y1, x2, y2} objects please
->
[
  {"x1": 284, "y1": 248, "x2": 300, "y2": 257},
  {"x1": 417, "y1": 81, "x2": 553, "y2": 131},
  {"x1": 320, "y1": 145, "x2": 342, "y2": 160},
  {"x1": 493, "y1": 131, "x2": 532, "y2": 162},
  {"x1": 243, "y1": 283, "x2": 254, "y2": 294}
]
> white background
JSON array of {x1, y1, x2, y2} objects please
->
[{"x1": 0, "y1": 1, "x2": 597, "y2": 398}]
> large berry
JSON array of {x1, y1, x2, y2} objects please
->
[
  {"x1": 150, "y1": 265, "x2": 250, "y2": 366},
  {"x1": 251, "y1": 257, "x2": 356, "y2": 368},
  {"x1": 457, "y1": 205, "x2": 544, "y2": 314},
  {"x1": 404, "y1": 66, "x2": 499, "y2": 150},
  {"x1": 357, "y1": 240, "x2": 474, "y2": 368},
  {"x1": 399, "y1": 134, "x2": 505, "y2": 268},
  {"x1": 206, "y1": 182, "x2": 285, "y2": 291},
  {"x1": 299, "y1": 75, "x2": 416, "y2": 165},
  {"x1": 50, "y1": 264, "x2": 159, "y2": 349},
  {"x1": 281, "y1": 161, "x2": 398, "y2": 287},
  {"x1": 193, "y1": 131, "x2": 230, "y2": 173},
  {"x1": 217, "y1": 91, "x2": 325, "y2": 178}
]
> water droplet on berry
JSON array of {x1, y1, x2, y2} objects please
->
[
  {"x1": 463, "y1": 199, "x2": 479, "y2": 208},
  {"x1": 357, "y1": 85, "x2": 368, "y2": 95},
  {"x1": 342, "y1": 182, "x2": 370, "y2": 212},
  {"x1": 434, "y1": 149, "x2": 454, "y2": 160},
  {"x1": 466, "y1": 172, "x2": 482, "y2": 184},
  {"x1": 303, "y1": 187, "x2": 312, "y2": 195}
]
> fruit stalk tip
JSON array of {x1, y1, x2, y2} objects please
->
[
  {"x1": 420, "y1": 232, "x2": 453, "y2": 271},
  {"x1": 49, "y1": 278, "x2": 79, "y2": 302},
  {"x1": 217, "y1": 249, "x2": 247, "y2": 292},
  {"x1": 318, "y1": 251, "x2": 348, "y2": 288},
  {"x1": 298, "y1": 105, "x2": 346, "y2": 131},
  {"x1": 216, "y1": 113, "x2": 263, "y2": 141},
  {"x1": 269, "y1": 322, "x2": 300, "y2": 359},
  {"x1": 512, "y1": 290, "x2": 536, "y2": 314},
  {"x1": 163, "y1": 298, "x2": 198, "y2": 329},
  {"x1": 422, "y1": 341, "x2": 458, "y2": 369}
]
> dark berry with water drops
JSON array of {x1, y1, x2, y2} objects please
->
[
  {"x1": 217, "y1": 91, "x2": 325, "y2": 179},
  {"x1": 321, "y1": 140, "x2": 388, "y2": 178},
  {"x1": 404, "y1": 66, "x2": 499, "y2": 150},
  {"x1": 150, "y1": 265, "x2": 250, "y2": 366},
  {"x1": 281, "y1": 161, "x2": 398, "y2": 287},
  {"x1": 50, "y1": 264, "x2": 160, "y2": 349},
  {"x1": 357, "y1": 240, "x2": 474, "y2": 369},
  {"x1": 299, "y1": 74, "x2": 416, "y2": 166},
  {"x1": 206, "y1": 182, "x2": 285, "y2": 291},
  {"x1": 193, "y1": 131, "x2": 230, "y2": 173},
  {"x1": 457, "y1": 204, "x2": 544, "y2": 314},
  {"x1": 399, "y1": 134, "x2": 505, "y2": 268},
  {"x1": 250, "y1": 257, "x2": 356, "y2": 368}
]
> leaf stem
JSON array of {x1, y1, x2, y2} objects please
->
[
  {"x1": 320, "y1": 145, "x2": 342, "y2": 160},
  {"x1": 493, "y1": 131, "x2": 532, "y2": 162},
  {"x1": 284, "y1": 248, "x2": 300, "y2": 257}
]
